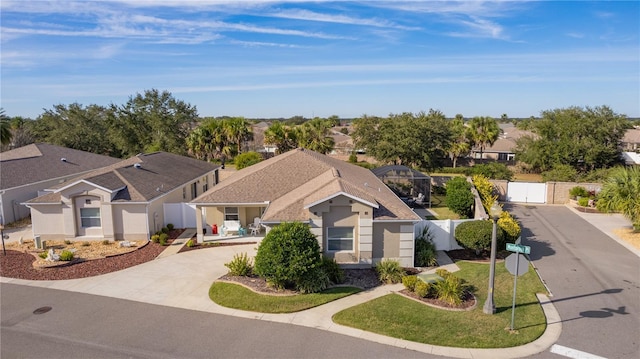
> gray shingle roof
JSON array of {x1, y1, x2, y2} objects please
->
[
  {"x1": 0, "y1": 143, "x2": 122, "y2": 190},
  {"x1": 27, "y1": 152, "x2": 219, "y2": 204},
  {"x1": 192, "y1": 148, "x2": 420, "y2": 222}
]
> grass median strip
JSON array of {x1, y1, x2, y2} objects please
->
[
  {"x1": 333, "y1": 261, "x2": 547, "y2": 348},
  {"x1": 209, "y1": 282, "x2": 361, "y2": 313}
]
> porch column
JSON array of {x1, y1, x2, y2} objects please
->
[{"x1": 196, "y1": 205, "x2": 204, "y2": 243}]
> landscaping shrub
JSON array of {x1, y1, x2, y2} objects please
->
[
  {"x1": 455, "y1": 220, "x2": 505, "y2": 255},
  {"x1": 254, "y1": 222, "x2": 323, "y2": 291},
  {"x1": 102, "y1": 240, "x2": 111, "y2": 245},
  {"x1": 414, "y1": 226, "x2": 437, "y2": 267},
  {"x1": 435, "y1": 268, "x2": 452, "y2": 279},
  {"x1": 578, "y1": 197, "x2": 590, "y2": 207},
  {"x1": 64, "y1": 240, "x2": 72, "y2": 245},
  {"x1": 166, "y1": 223, "x2": 175, "y2": 230},
  {"x1": 348, "y1": 152, "x2": 358, "y2": 163},
  {"x1": 471, "y1": 163, "x2": 513, "y2": 181},
  {"x1": 159, "y1": 233, "x2": 169, "y2": 246},
  {"x1": 234, "y1": 151, "x2": 263, "y2": 170},
  {"x1": 445, "y1": 177, "x2": 474, "y2": 218},
  {"x1": 414, "y1": 280, "x2": 430, "y2": 298},
  {"x1": 224, "y1": 252, "x2": 253, "y2": 276},
  {"x1": 161, "y1": 227, "x2": 169, "y2": 234},
  {"x1": 569, "y1": 186, "x2": 590, "y2": 199},
  {"x1": 375, "y1": 259, "x2": 404, "y2": 284},
  {"x1": 151, "y1": 234, "x2": 160, "y2": 243},
  {"x1": 38, "y1": 252, "x2": 48, "y2": 259},
  {"x1": 498, "y1": 211, "x2": 521, "y2": 242},
  {"x1": 402, "y1": 275, "x2": 418, "y2": 292},
  {"x1": 321, "y1": 256, "x2": 345, "y2": 284},
  {"x1": 296, "y1": 266, "x2": 330, "y2": 294},
  {"x1": 434, "y1": 274, "x2": 465, "y2": 306},
  {"x1": 81, "y1": 241, "x2": 91, "y2": 247},
  {"x1": 59, "y1": 250, "x2": 74, "y2": 261},
  {"x1": 186, "y1": 239, "x2": 195, "y2": 247},
  {"x1": 541, "y1": 164, "x2": 578, "y2": 182}
]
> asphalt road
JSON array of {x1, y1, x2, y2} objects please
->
[
  {"x1": 1, "y1": 283, "x2": 428, "y2": 359},
  {"x1": 509, "y1": 204, "x2": 640, "y2": 359}
]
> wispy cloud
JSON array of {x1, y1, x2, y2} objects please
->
[{"x1": 267, "y1": 8, "x2": 419, "y2": 30}]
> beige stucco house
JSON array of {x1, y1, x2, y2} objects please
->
[
  {"x1": 0, "y1": 143, "x2": 121, "y2": 225},
  {"x1": 191, "y1": 148, "x2": 421, "y2": 267},
  {"x1": 24, "y1": 152, "x2": 219, "y2": 241}
]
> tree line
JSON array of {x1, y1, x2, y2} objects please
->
[{"x1": 1, "y1": 89, "x2": 633, "y2": 180}]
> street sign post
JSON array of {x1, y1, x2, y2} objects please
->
[
  {"x1": 506, "y1": 242, "x2": 531, "y2": 255},
  {"x1": 504, "y1": 252, "x2": 531, "y2": 331}
]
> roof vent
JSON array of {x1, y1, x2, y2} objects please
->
[
  {"x1": 61, "y1": 158, "x2": 67, "y2": 162},
  {"x1": 134, "y1": 163, "x2": 141, "y2": 169}
]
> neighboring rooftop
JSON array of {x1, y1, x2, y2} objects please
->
[
  {"x1": 0, "y1": 143, "x2": 121, "y2": 190},
  {"x1": 27, "y1": 152, "x2": 219, "y2": 204},
  {"x1": 192, "y1": 148, "x2": 420, "y2": 222}
]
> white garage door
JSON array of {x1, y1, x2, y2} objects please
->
[{"x1": 507, "y1": 182, "x2": 547, "y2": 203}]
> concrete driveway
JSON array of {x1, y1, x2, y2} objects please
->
[{"x1": 1, "y1": 242, "x2": 260, "y2": 315}]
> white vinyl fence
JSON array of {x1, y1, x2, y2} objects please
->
[
  {"x1": 414, "y1": 219, "x2": 475, "y2": 251},
  {"x1": 163, "y1": 203, "x2": 197, "y2": 228}
]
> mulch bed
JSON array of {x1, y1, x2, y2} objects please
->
[
  {"x1": 399, "y1": 289, "x2": 477, "y2": 311},
  {"x1": 0, "y1": 241, "x2": 167, "y2": 281},
  {"x1": 178, "y1": 241, "x2": 257, "y2": 254}
]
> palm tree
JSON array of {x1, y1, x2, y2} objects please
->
[
  {"x1": 468, "y1": 116, "x2": 500, "y2": 159},
  {"x1": 448, "y1": 115, "x2": 470, "y2": 168},
  {"x1": 0, "y1": 109, "x2": 12, "y2": 147},
  {"x1": 264, "y1": 121, "x2": 297, "y2": 155},
  {"x1": 596, "y1": 166, "x2": 640, "y2": 230},
  {"x1": 297, "y1": 119, "x2": 335, "y2": 154},
  {"x1": 224, "y1": 117, "x2": 252, "y2": 155}
]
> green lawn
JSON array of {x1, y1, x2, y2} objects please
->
[
  {"x1": 332, "y1": 261, "x2": 548, "y2": 348},
  {"x1": 427, "y1": 194, "x2": 460, "y2": 220},
  {"x1": 209, "y1": 282, "x2": 361, "y2": 313},
  {"x1": 513, "y1": 173, "x2": 543, "y2": 182}
]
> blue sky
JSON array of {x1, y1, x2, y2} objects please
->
[{"x1": 1, "y1": 1, "x2": 639, "y2": 120}]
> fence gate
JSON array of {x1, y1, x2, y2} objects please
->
[{"x1": 506, "y1": 182, "x2": 547, "y2": 203}]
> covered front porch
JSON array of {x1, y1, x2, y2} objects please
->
[{"x1": 194, "y1": 203, "x2": 268, "y2": 243}]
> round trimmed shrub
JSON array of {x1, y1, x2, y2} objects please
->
[
  {"x1": 254, "y1": 222, "x2": 323, "y2": 291},
  {"x1": 402, "y1": 275, "x2": 418, "y2": 292},
  {"x1": 455, "y1": 220, "x2": 505, "y2": 255},
  {"x1": 445, "y1": 177, "x2": 474, "y2": 218},
  {"x1": 415, "y1": 280, "x2": 430, "y2": 298}
]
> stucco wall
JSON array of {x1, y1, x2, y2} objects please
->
[
  {"x1": 546, "y1": 182, "x2": 602, "y2": 204},
  {"x1": 113, "y1": 204, "x2": 148, "y2": 240},
  {"x1": 30, "y1": 205, "x2": 64, "y2": 240},
  {"x1": 372, "y1": 222, "x2": 400, "y2": 259}
]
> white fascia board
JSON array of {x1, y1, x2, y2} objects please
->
[
  {"x1": 304, "y1": 192, "x2": 378, "y2": 210},
  {"x1": 55, "y1": 179, "x2": 115, "y2": 194}
]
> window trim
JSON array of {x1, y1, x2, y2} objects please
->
[{"x1": 326, "y1": 226, "x2": 354, "y2": 252}]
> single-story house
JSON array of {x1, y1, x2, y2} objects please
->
[
  {"x1": 0, "y1": 143, "x2": 121, "y2": 225},
  {"x1": 24, "y1": 152, "x2": 219, "y2": 241},
  {"x1": 191, "y1": 148, "x2": 421, "y2": 267}
]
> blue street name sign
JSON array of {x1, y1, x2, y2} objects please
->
[{"x1": 506, "y1": 242, "x2": 531, "y2": 255}]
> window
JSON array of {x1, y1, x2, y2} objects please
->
[
  {"x1": 327, "y1": 227, "x2": 354, "y2": 251},
  {"x1": 498, "y1": 153, "x2": 508, "y2": 161},
  {"x1": 183, "y1": 187, "x2": 186, "y2": 200},
  {"x1": 191, "y1": 182, "x2": 197, "y2": 199},
  {"x1": 203, "y1": 176, "x2": 209, "y2": 192},
  {"x1": 224, "y1": 207, "x2": 239, "y2": 221},
  {"x1": 80, "y1": 208, "x2": 101, "y2": 228}
]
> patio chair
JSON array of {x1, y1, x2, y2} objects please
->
[{"x1": 248, "y1": 217, "x2": 262, "y2": 235}]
